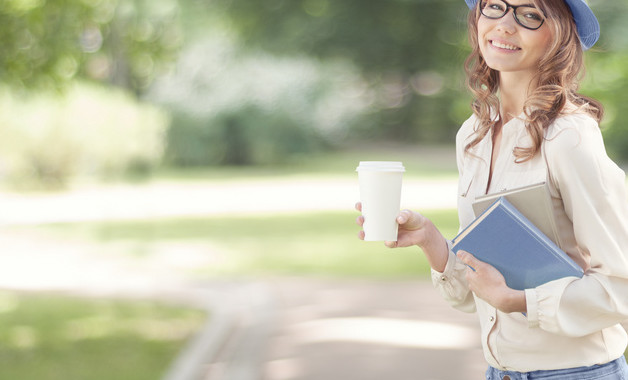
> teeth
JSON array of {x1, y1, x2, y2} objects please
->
[{"x1": 491, "y1": 40, "x2": 519, "y2": 50}]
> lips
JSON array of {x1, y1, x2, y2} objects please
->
[{"x1": 490, "y1": 39, "x2": 521, "y2": 51}]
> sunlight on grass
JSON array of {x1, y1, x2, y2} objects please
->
[
  {"x1": 0, "y1": 291, "x2": 206, "y2": 380},
  {"x1": 19, "y1": 209, "x2": 460, "y2": 278}
]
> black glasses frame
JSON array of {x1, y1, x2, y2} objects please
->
[{"x1": 480, "y1": 0, "x2": 545, "y2": 31}]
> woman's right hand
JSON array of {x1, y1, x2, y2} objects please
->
[
  {"x1": 355, "y1": 202, "x2": 367, "y2": 240},
  {"x1": 355, "y1": 202, "x2": 449, "y2": 272}
]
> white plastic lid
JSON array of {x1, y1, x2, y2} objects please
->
[{"x1": 356, "y1": 161, "x2": 405, "y2": 172}]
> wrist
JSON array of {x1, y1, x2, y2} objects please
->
[
  {"x1": 500, "y1": 289, "x2": 527, "y2": 314},
  {"x1": 423, "y1": 235, "x2": 449, "y2": 273},
  {"x1": 411, "y1": 217, "x2": 448, "y2": 272}
]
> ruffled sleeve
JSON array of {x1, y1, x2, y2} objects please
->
[{"x1": 431, "y1": 241, "x2": 476, "y2": 313}]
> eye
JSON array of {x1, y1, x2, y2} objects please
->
[
  {"x1": 487, "y1": 2, "x2": 506, "y2": 11},
  {"x1": 520, "y1": 7, "x2": 544, "y2": 22}
]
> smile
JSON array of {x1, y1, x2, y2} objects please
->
[{"x1": 490, "y1": 40, "x2": 521, "y2": 51}]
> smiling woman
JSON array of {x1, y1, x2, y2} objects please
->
[{"x1": 355, "y1": 0, "x2": 628, "y2": 378}]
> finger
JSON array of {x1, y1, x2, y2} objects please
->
[
  {"x1": 385, "y1": 240, "x2": 398, "y2": 248},
  {"x1": 465, "y1": 266, "x2": 477, "y2": 289},
  {"x1": 356, "y1": 215, "x2": 364, "y2": 227},
  {"x1": 357, "y1": 230, "x2": 365, "y2": 240},
  {"x1": 456, "y1": 250, "x2": 470, "y2": 263},
  {"x1": 457, "y1": 250, "x2": 482, "y2": 268},
  {"x1": 355, "y1": 202, "x2": 362, "y2": 212}
]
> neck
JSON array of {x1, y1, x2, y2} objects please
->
[{"x1": 498, "y1": 71, "x2": 536, "y2": 123}]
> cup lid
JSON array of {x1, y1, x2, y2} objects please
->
[{"x1": 356, "y1": 161, "x2": 405, "y2": 172}]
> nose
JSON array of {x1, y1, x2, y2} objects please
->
[{"x1": 495, "y1": 9, "x2": 517, "y2": 33}]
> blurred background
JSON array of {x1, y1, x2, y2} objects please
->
[{"x1": 0, "y1": 0, "x2": 626, "y2": 379}]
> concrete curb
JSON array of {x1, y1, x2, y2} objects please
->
[
  {"x1": 162, "y1": 298, "x2": 236, "y2": 380},
  {"x1": 162, "y1": 283, "x2": 277, "y2": 380}
]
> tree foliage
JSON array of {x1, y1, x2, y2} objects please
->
[
  {"x1": 0, "y1": 0, "x2": 182, "y2": 93},
  {"x1": 3, "y1": 0, "x2": 628, "y2": 169},
  {"x1": 204, "y1": 0, "x2": 470, "y2": 142},
  {"x1": 148, "y1": 37, "x2": 369, "y2": 166}
]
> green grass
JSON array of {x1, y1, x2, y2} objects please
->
[
  {"x1": 0, "y1": 292, "x2": 206, "y2": 380},
  {"x1": 18, "y1": 209, "x2": 460, "y2": 278},
  {"x1": 152, "y1": 142, "x2": 458, "y2": 182}
]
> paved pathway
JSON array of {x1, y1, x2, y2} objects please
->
[
  {"x1": 0, "y1": 176, "x2": 457, "y2": 225},
  {"x1": 174, "y1": 278, "x2": 486, "y2": 380},
  {"x1": 257, "y1": 278, "x2": 485, "y2": 380}
]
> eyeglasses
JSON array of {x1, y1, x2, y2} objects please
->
[{"x1": 480, "y1": 0, "x2": 546, "y2": 31}]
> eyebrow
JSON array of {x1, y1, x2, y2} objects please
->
[
  {"x1": 508, "y1": 1, "x2": 538, "y2": 6},
  {"x1": 489, "y1": 1, "x2": 539, "y2": 8}
]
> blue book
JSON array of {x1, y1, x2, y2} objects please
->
[{"x1": 452, "y1": 197, "x2": 583, "y2": 290}]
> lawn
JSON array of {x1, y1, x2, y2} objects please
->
[
  {"x1": 152, "y1": 142, "x2": 458, "y2": 182},
  {"x1": 0, "y1": 291, "x2": 206, "y2": 380}
]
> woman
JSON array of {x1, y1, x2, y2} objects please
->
[{"x1": 357, "y1": 0, "x2": 628, "y2": 378}]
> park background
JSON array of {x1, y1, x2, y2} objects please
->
[{"x1": 0, "y1": 0, "x2": 626, "y2": 379}]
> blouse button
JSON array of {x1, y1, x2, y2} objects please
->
[
  {"x1": 489, "y1": 316, "x2": 495, "y2": 322},
  {"x1": 440, "y1": 275, "x2": 447, "y2": 282}
]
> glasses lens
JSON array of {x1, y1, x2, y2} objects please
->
[
  {"x1": 481, "y1": 0, "x2": 508, "y2": 18},
  {"x1": 480, "y1": 0, "x2": 545, "y2": 30},
  {"x1": 515, "y1": 6, "x2": 544, "y2": 29}
]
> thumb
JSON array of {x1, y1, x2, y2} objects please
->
[{"x1": 396, "y1": 209, "x2": 426, "y2": 229}]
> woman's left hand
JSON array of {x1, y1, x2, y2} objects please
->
[{"x1": 457, "y1": 250, "x2": 527, "y2": 314}]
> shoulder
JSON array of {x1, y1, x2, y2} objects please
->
[
  {"x1": 544, "y1": 112, "x2": 603, "y2": 156},
  {"x1": 456, "y1": 114, "x2": 479, "y2": 146},
  {"x1": 543, "y1": 112, "x2": 614, "y2": 187}
]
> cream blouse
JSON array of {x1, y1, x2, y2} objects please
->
[{"x1": 432, "y1": 112, "x2": 628, "y2": 371}]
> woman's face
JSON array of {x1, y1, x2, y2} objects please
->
[{"x1": 477, "y1": 0, "x2": 553, "y2": 77}]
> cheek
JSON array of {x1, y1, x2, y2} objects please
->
[
  {"x1": 476, "y1": 22, "x2": 489, "y2": 54},
  {"x1": 534, "y1": 27, "x2": 554, "y2": 52},
  {"x1": 477, "y1": 19, "x2": 489, "y2": 40},
  {"x1": 532, "y1": 34, "x2": 553, "y2": 60}
]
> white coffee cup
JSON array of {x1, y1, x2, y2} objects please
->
[{"x1": 356, "y1": 161, "x2": 405, "y2": 241}]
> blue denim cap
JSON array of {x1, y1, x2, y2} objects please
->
[{"x1": 464, "y1": 0, "x2": 600, "y2": 50}]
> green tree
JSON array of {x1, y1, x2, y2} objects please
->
[
  {"x1": 0, "y1": 0, "x2": 182, "y2": 93},
  {"x1": 204, "y1": 0, "x2": 470, "y2": 142},
  {"x1": 148, "y1": 37, "x2": 369, "y2": 166}
]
